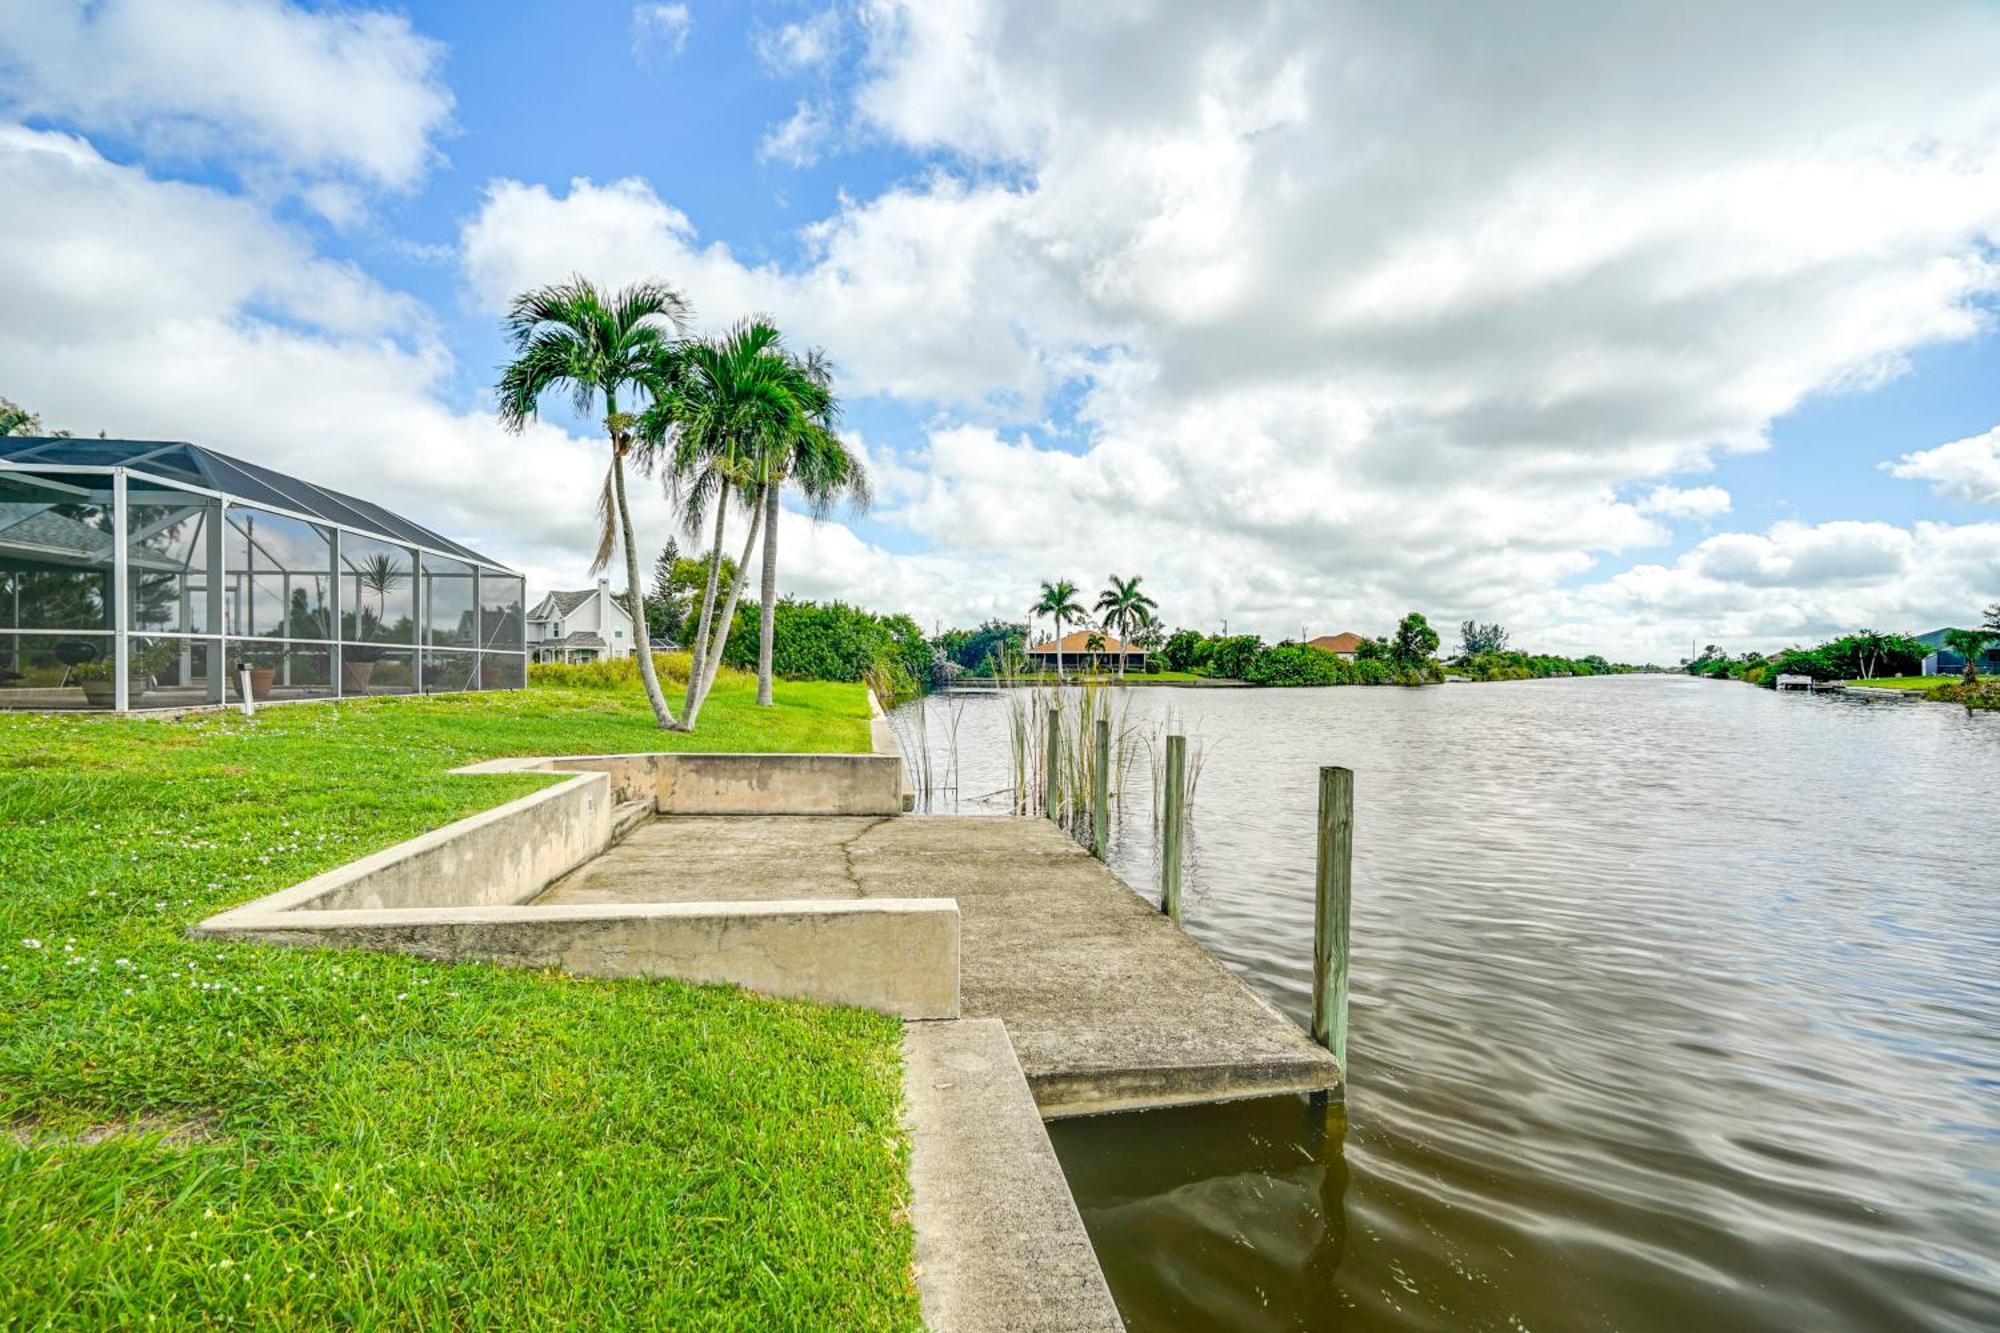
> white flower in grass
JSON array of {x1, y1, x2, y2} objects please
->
[{"x1": 20, "y1": 939, "x2": 41, "y2": 950}]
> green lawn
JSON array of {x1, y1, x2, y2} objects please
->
[
  {"x1": 0, "y1": 678, "x2": 922, "y2": 1329},
  {"x1": 1839, "y1": 676, "x2": 1941, "y2": 690}
]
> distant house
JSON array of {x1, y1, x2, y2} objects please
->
[
  {"x1": 1916, "y1": 627, "x2": 2000, "y2": 677},
  {"x1": 1305, "y1": 631, "x2": 1365, "y2": 660},
  {"x1": 526, "y1": 578, "x2": 637, "y2": 664},
  {"x1": 1026, "y1": 629, "x2": 1144, "y2": 673}
]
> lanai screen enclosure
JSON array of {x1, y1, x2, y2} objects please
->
[{"x1": 0, "y1": 438, "x2": 526, "y2": 711}]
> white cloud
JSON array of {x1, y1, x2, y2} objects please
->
[
  {"x1": 756, "y1": 8, "x2": 843, "y2": 72},
  {"x1": 759, "y1": 101, "x2": 832, "y2": 167},
  {"x1": 1567, "y1": 519, "x2": 2000, "y2": 654},
  {"x1": 631, "y1": 4, "x2": 693, "y2": 63},
  {"x1": 0, "y1": 0, "x2": 451, "y2": 192},
  {"x1": 457, "y1": 2, "x2": 2000, "y2": 656},
  {"x1": 1636, "y1": 485, "x2": 1733, "y2": 521},
  {"x1": 1884, "y1": 424, "x2": 2000, "y2": 505},
  {"x1": 0, "y1": 125, "x2": 630, "y2": 600}
]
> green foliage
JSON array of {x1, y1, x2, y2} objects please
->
[
  {"x1": 1244, "y1": 642, "x2": 1342, "y2": 685},
  {"x1": 1453, "y1": 649, "x2": 1627, "y2": 681},
  {"x1": 1711, "y1": 631, "x2": 1929, "y2": 685},
  {"x1": 529, "y1": 650, "x2": 709, "y2": 691},
  {"x1": 1941, "y1": 627, "x2": 1997, "y2": 680},
  {"x1": 1205, "y1": 634, "x2": 1266, "y2": 680},
  {"x1": 935, "y1": 620, "x2": 1025, "y2": 676},
  {"x1": 714, "y1": 598, "x2": 932, "y2": 702},
  {"x1": 1391, "y1": 612, "x2": 1441, "y2": 665},
  {"x1": 1159, "y1": 629, "x2": 1207, "y2": 673},
  {"x1": 1459, "y1": 620, "x2": 1509, "y2": 655},
  {"x1": 0, "y1": 683, "x2": 916, "y2": 1327}
]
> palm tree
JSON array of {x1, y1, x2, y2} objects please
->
[
  {"x1": 1094, "y1": 574, "x2": 1158, "y2": 678},
  {"x1": 496, "y1": 275, "x2": 691, "y2": 729},
  {"x1": 356, "y1": 552, "x2": 404, "y2": 635},
  {"x1": 754, "y1": 348, "x2": 869, "y2": 708},
  {"x1": 1943, "y1": 627, "x2": 1997, "y2": 685},
  {"x1": 644, "y1": 319, "x2": 816, "y2": 730},
  {"x1": 1031, "y1": 579, "x2": 1085, "y2": 682}
]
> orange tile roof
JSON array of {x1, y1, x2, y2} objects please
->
[
  {"x1": 1028, "y1": 629, "x2": 1138, "y2": 654},
  {"x1": 1306, "y1": 632, "x2": 1365, "y2": 654}
]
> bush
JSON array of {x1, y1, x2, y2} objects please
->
[
  {"x1": 529, "y1": 651, "x2": 703, "y2": 690},
  {"x1": 715, "y1": 599, "x2": 935, "y2": 703},
  {"x1": 1205, "y1": 634, "x2": 1266, "y2": 680},
  {"x1": 1159, "y1": 629, "x2": 1207, "y2": 673},
  {"x1": 1244, "y1": 642, "x2": 1342, "y2": 686}
]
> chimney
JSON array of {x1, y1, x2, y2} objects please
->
[{"x1": 597, "y1": 576, "x2": 610, "y2": 604}]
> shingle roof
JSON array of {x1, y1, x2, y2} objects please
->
[
  {"x1": 0, "y1": 437, "x2": 509, "y2": 570},
  {"x1": 535, "y1": 589, "x2": 597, "y2": 618}
]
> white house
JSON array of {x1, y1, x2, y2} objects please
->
[{"x1": 526, "y1": 578, "x2": 637, "y2": 664}]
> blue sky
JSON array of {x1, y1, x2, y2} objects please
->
[{"x1": 3, "y1": 1, "x2": 1998, "y2": 658}]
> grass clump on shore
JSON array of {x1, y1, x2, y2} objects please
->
[{"x1": 0, "y1": 679, "x2": 922, "y2": 1329}]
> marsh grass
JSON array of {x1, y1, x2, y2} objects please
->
[{"x1": 0, "y1": 679, "x2": 921, "y2": 1329}]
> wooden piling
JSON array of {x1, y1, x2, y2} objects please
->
[
  {"x1": 1092, "y1": 718, "x2": 1111, "y2": 859},
  {"x1": 1312, "y1": 766, "x2": 1354, "y2": 1065},
  {"x1": 1044, "y1": 707, "x2": 1061, "y2": 822},
  {"x1": 1160, "y1": 734, "x2": 1186, "y2": 922}
]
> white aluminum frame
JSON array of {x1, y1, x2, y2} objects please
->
[{"x1": 0, "y1": 460, "x2": 527, "y2": 712}]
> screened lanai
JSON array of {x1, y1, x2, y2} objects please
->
[{"x1": 0, "y1": 438, "x2": 526, "y2": 711}]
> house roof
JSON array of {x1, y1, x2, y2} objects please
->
[
  {"x1": 1306, "y1": 632, "x2": 1365, "y2": 654},
  {"x1": 542, "y1": 631, "x2": 607, "y2": 650},
  {"x1": 533, "y1": 589, "x2": 597, "y2": 618},
  {"x1": 1028, "y1": 629, "x2": 1140, "y2": 654},
  {"x1": 0, "y1": 437, "x2": 508, "y2": 570}
]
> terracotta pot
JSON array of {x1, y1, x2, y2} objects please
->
[
  {"x1": 248, "y1": 667, "x2": 276, "y2": 701},
  {"x1": 340, "y1": 660, "x2": 377, "y2": 692}
]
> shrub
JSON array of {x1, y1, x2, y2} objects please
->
[
  {"x1": 530, "y1": 651, "x2": 706, "y2": 690},
  {"x1": 1244, "y1": 642, "x2": 1342, "y2": 686},
  {"x1": 1205, "y1": 634, "x2": 1266, "y2": 680},
  {"x1": 715, "y1": 599, "x2": 936, "y2": 703},
  {"x1": 1160, "y1": 629, "x2": 1207, "y2": 673}
]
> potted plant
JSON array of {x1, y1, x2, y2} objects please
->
[
  {"x1": 341, "y1": 641, "x2": 383, "y2": 693},
  {"x1": 70, "y1": 655, "x2": 118, "y2": 707},
  {"x1": 237, "y1": 645, "x2": 280, "y2": 701}
]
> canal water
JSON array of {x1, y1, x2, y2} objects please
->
[{"x1": 888, "y1": 676, "x2": 2000, "y2": 1332}]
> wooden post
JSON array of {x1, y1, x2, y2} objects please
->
[
  {"x1": 1160, "y1": 734, "x2": 1186, "y2": 922},
  {"x1": 1044, "y1": 706, "x2": 1061, "y2": 822},
  {"x1": 1092, "y1": 717, "x2": 1111, "y2": 859},
  {"x1": 1312, "y1": 766, "x2": 1354, "y2": 1065}
]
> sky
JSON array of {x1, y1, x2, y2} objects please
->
[{"x1": 3, "y1": 0, "x2": 1999, "y2": 663}]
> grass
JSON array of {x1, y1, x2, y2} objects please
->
[
  {"x1": 1838, "y1": 676, "x2": 1941, "y2": 690},
  {"x1": 0, "y1": 675, "x2": 922, "y2": 1329}
]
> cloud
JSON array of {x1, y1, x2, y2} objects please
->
[
  {"x1": 1636, "y1": 485, "x2": 1733, "y2": 521},
  {"x1": 759, "y1": 101, "x2": 832, "y2": 167},
  {"x1": 0, "y1": 124, "x2": 626, "y2": 600},
  {"x1": 1883, "y1": 424, "x2": 2000, "y2": 505},
  {"x1": 756, "y1": 8, "x2": 843, "y2": 72},
  {"x1": 0, "y1": 0, "x2": 451, "y2": 192},
  {"x1": 457, "y1": 2, "x2": 2000, "y2": 656},
  {"x1": 1569, "y1": 519, "x2": 2000, "y2": 653},
  {"x1": 631, "y1": 4, "x2": 693, "y2": 63}
]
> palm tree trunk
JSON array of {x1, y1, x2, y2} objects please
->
[
  {"x1": 685, "y1": 492, "x2": 767, "y2": 727},
  {"x1": 1055, "y1": 614, "x2": 1065, "y2": 683},
  {"x1": 680, "y1": 495, "x2": 729, "y2": 722},
  {"x1": 612, "y1": 449, "x2": 676, "y2": 728},
  {"x1": 757, "y1": 481, "x2": 779, "y2": 707},
  {"x1": 1117, "y1": 614, "x2": 1127, "y2": 678}
]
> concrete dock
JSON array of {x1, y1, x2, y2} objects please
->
[{"x1": 537, "y1": 813, "x2": 1341, "y2": 1118}]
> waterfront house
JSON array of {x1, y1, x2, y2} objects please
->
[
  {"x1": 1306, "y1": 631, "x2": 1366, "y2": 660},
  {"x1": 1026, "y1": 628, "x2": 1144, "y2": 673},
  {"x1": 1916, "y1": 626, "x2": 2000, "y2": 677},
  {"x1": 526, "y1": 578, "x2": 636, "y2": 664}
]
